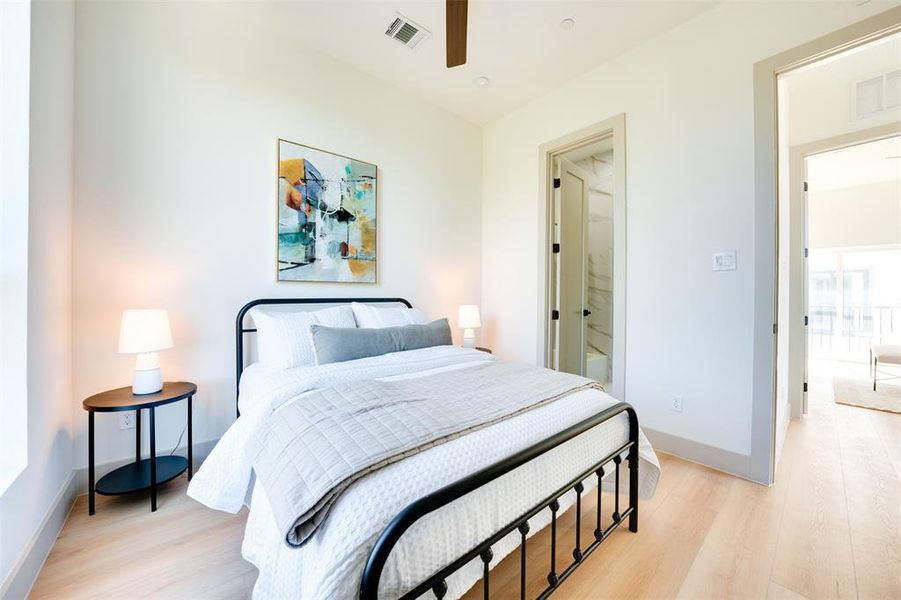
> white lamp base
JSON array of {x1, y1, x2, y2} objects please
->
[
  {"x1": 132, "y1": 352, "x2": 163, "y2": 395},
  {"x1": 462, "y1": 328, "x2": 476, "y2": 349}
]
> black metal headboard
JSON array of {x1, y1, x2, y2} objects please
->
[{"x1": 234, "y1": 297, "x2": 412, "y2": 417}]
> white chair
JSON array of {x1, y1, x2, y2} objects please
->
[{"x1": 871, "y1": 339, "x2": 901, "y2": 391}]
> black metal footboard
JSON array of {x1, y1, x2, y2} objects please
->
[{"x1": 360, "y1": 403, "x2": 640, "y2": 600}]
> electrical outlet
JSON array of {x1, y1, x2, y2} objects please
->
[
  {"x1": 119, "y1": 412, "x2": 135, "y2": 430},
  {"x1": 671, "y1": 394, "x2": 684, "y2": 413}
]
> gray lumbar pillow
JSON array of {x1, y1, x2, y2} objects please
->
[{"x1": 310, "y1": 318, "x2": 453, "y2": 365}]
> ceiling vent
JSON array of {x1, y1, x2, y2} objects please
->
[
  {"x1": 385, "y1": 13, "x2": 431, "y2": 49},
  {"x1": 852, "y1": 69, "x2": 901, "y2": 120}
]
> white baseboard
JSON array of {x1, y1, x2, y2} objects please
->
[
  {"x1": 642, "y1": 426, "x2": 759, "y2": 483},
  {"x1": 0, "y1": 472, "x2": 78, "y2": 600},
  {"x1": 73, "y1": 439, "x2": 219, "y2": 495}
]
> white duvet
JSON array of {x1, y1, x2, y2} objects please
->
[{"x1": 188, "y1": 346, "x2": 660, "y2": 599}]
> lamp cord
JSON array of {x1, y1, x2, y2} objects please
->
[{"x1": 170, "y1": 426, "x2": 187, "y2": 456}]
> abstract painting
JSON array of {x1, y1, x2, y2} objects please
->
[{"x1": 277, "y1": 139, "x2": 377, "y2": 282}]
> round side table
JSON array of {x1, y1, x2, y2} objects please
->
[{"x1": 83, "y1": 382, "x2": 196, "y2": 515}]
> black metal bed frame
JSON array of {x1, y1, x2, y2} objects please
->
[{"x1": 235, "y1": 298, "x2": 639, "y2": 599}]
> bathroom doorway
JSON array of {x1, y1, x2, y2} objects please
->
[{"x1": 539, "y1": 115, "x2": 626, "y2": 399}]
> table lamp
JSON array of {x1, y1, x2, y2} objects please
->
[
  {"x1": 458, "y1": 304, "x2": 481, "y2": 349},
  {"x1": 118, "y1": 309, "x2": 173, "y2": 394}
]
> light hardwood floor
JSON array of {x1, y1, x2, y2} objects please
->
[{"x1": 30, "y1": 360, "x2": 900, "y2": 599}]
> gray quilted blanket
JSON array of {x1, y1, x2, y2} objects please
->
[{"x1": 246, "y1": 362, "x2": 601, "y2": 546}]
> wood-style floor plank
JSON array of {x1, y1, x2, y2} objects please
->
[
  {"x1": 766, "y1": 581, "x2": 810, "y2": 600},
  {"x1": 29, "y1": 358, "x2": 900, "y2": 599},
  {"x1": 869, "y1": 406, "x2": 901, "y2": 480},
  {"x1": 29, "y1": 475, "x2": 253, "y2": 600},
  {"x1": 675, "y1": 426, "x2": 797, "y2": 600},
  {"x1": 769, "y1": 384, "x2": 857, "y2": 600},
  {"x1": 834, "y1": 402, "x2": 901, "y2": 600}
]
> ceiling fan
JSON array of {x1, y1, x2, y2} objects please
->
[{"x1": 446, "y1": 0, "x2": 468, "y2": 68}]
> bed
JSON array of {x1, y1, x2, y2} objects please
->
[{"x1": 188, "y1": 298, "x2": 660, "y2": 600}]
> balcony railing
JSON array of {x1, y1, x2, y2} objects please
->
[{"x1": 809, "y1": 304, "x2": 901, "y2": 356}]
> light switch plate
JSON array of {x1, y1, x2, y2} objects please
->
[{"x1": 712, "y1": 251, "x2": 737, "y2": 272}]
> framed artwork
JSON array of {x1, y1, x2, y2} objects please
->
[{"x1": 276, "y1": 138, "x2": 377, "y2": 282}]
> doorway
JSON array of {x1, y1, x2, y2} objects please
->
[
  {"x1": 774, "y1": 31, "x2": 901, "y2": 467},
  {"x1": 538, "y1": 115, "x2": 626, "y2": 399}
]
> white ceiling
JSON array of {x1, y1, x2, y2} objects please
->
[
  {"x1": 286, "y1": 1, "x2": 717, "y2": 124},
  {"x1": 807, "y1": 135, "x2": 901, "y2": 191}
]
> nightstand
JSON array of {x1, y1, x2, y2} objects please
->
[{"x1": 83, "y1": 382, "x2": 196, "y2": 515}]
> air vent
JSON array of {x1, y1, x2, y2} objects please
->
[
  {"x1": 852, "y1": 68, "x2": 901, "y2": 120},
  {"x1": 385, "y1": 13, "x2": 431, "y2": 49}
]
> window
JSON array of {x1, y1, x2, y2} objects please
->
[
  {"x1": 808, "y1": 248, "x2": 901, "y2": 360},
  {"x1": 0, "y1": 0, "x2": 31, "y2": 494},
  {"x1": 809, "y1": 271, "x2": 837, "y2": 335}
]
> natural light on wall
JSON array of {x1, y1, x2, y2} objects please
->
[{"x1": 0, "y1": 0, "x2": 31, "y2": 494}]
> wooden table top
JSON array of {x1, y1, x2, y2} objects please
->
[{"x1": 83, "y1": 382, "x2": 197, "y2": 412}]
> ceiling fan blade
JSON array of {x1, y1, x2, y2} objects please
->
[{"x1": 446, "y1": 0, "x2": 468, "y2": 68}]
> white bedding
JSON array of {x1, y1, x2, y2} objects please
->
[{"x1": 188, "y1": 346, "x2": 660, "y2": 599}]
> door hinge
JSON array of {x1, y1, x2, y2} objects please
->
[
  {"x1": 553, "y1": 177, "x2": 561, "y2": 189},
  {"x1": 804, "y1": 315, "x2": 809, "y2": 326},
  {"x1": 804, "y1": 247, "x2": 809, "y2": 258},
  {"x1": 773, "y1": 323, "x2": 778, "y2": 334},
  {"x1": 551, "y1": 310, "x2": 560, "y2": 321},
  {"x1": 552, "y1": 243, "x2": 560, "y2": 254},
  {"x1": 803, "y1": 181, "x2": 808, "y2": 192},
  {"x1": 803, "y1": 381, "x2": 808, "y2": 393}
]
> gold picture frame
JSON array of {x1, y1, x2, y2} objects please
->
[{"x1": 276, "y1": 138, "x2": 378, "y2": 283}]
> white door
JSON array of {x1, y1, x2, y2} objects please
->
[{"x1": 555, "y1": 158, "x2": 589, "y2": 376}]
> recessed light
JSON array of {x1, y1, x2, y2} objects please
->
[
  {"x1": 560, "y1": 17, "x2": 576, "y2": 30},
  {"x1": 474, "y1": 76, "x2": 490, "y2": 87}
]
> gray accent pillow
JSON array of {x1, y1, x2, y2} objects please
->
[{"x1": 310, "y1": 319, "x2": 453, "y2": 365}]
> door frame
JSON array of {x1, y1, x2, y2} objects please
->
[
  {"x1": 753, "y1": 6, "x2": 901, "y2": 484},
  {"x1": 537, "y1": 113, "x2": 627, "y2": 399},
  {"x1": 783, "y1": 122, "x2": 901, "y2": 420}
]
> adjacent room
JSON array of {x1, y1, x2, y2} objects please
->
[
  {"x1": 1, "y1": 1, "x2": 899, "y2": 599},
  {"x1": 807, "y1": 136, "x2": 901, "y2": 404}
]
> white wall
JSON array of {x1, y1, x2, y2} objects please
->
[
  {"x1": 809, "y1": 180, "x2": 901, "y2": 249},
  {"x1": 785, "y1": 34, "x2": 901, "y2": 146},
  {"x1": 72, "y1": 1, "x2": 482, "y2": 470},
  {"x1": 481, "y1": 1, "x2": 896, "y2": 471},
  {"x1": 0, "y1": 0, "x2": 74, "y2": 592}
]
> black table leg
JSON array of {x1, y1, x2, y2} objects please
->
[
  {"x1": 150, "y1": 406, "x2": 157, "y2": 512},
  {"x1": 187, "y1": 395, "x2": 193, "y2": 480},
  {"x1": 88, "y1": 411, "x2": 95, "y2": 515},
  {"x1": 135, "y1": 408, "x2": 141, "y2": 462}
]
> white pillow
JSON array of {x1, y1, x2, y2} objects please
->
[
  {"x1": 249, "y1": 305, "x2": 356, "y2": 369},
  {"x1": 351, "y1": 302, "x2": 428, "y2": 328}
]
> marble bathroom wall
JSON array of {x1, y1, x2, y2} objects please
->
[{"x1": 576, "y1": 150, "x2": 614, "y2": 382}]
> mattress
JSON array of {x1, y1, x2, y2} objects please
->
[{"x1": 188, "y1": 346, "x2": 660, "y2": 599}]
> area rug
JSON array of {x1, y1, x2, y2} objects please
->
[{"x1": 832, "y1": 377, "x2": 901, "y2": 414}]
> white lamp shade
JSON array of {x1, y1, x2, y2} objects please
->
[
  {"x1": 458, "y1": 305, "x2": 481, "y2": 329},
  {"x1": 118, "y1": 309, "x2": 174, "y2": 354}
]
